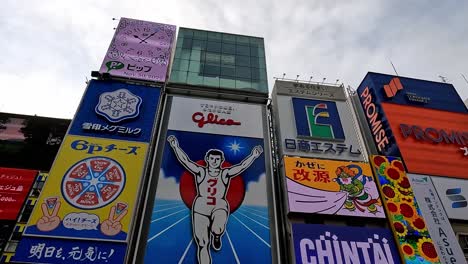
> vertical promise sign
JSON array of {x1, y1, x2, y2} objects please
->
[{"x1": 144, "y1": 96, "x2": 273, "y2": 264}]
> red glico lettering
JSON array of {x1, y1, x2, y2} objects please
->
[
  {"x1": 360, "y1": 87, "x2": 389, "y2": 152},
  {"x1": 192, "y1": 112, "x2": 241, "y2": 128}
]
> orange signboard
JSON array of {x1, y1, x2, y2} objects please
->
[{"x1": 382, "y1": 102, "x2": 468, "y2": 179}]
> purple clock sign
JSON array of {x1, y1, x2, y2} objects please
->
[{"x1": 99, "y1": 17, "x2": 176, "y2": 82}]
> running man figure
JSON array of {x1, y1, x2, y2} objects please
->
[{"x1": 167, "y1": 135, "x2": 263, "y2": 264}]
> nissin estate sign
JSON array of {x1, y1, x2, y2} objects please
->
[
  {"x1": 357, "y1": 72, "x2": 467, "y2": 114},
  {"x1": 292, "y1": 224, "x2": 401, "y2": 264}
]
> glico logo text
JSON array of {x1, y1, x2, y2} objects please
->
[
  {"x1": 360, "y1": 87, "x2": 389, "y2": 152},
  {"x1": 400, "y1": 124, "x2": 468, "y2": 146},
  {"x1": 292, "y1": 98, "x2": 345, "y2": 141}
]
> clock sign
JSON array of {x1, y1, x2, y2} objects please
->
[{"x1": 99, "y1": 17, "x2": 176, "y2": 82}]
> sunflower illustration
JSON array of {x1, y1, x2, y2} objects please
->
[
  {"x1": 399, "y1": 201, "x2": 416, "y2": 220},
  {"x1": 385, "y1": 165, "x2": 403, "y2": 185},
  {"x1": 417, "y1": 237, "x2": 439, "y2": 262},
  {"x1": 410, "y1": 217, "x2": 427, "y2": 233},
  {"x1": 393, "y1": 221, "x2": 408, "y2": 237},
  {"x1": 401, "y1": 243, "x2": 416, "y2": 258}
]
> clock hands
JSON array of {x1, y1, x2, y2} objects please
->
[
  {"x1": 139, "y1": 30, "x2": 158, "y2": 43},
  {"x1": 133, "y1": 35, "x2": 148, "y2": 44}
]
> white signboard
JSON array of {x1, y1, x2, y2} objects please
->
[
  {"x1": 168, "y1": 96, "x2": 264, "y2": 138},
  {"x1": 409, "y1": 174, "x2": 466, "y2": 264},
  {"x1": 431, "y1": 176, "x2": 468, "y2": 221},
  {"x1": 272, "y1": 94, "x2": 365, "y2": 161}
]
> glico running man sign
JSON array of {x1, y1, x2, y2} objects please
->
[{"x1": 143, "y1": 96, "x2": 273, "y2": 264}]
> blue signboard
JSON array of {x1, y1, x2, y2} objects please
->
[
  {"x1": 357, "y1": 72, "x2": 467, "y2": 114},
  {"x1": 292, "y1": 98, "x2": 345, "y2": 141},
  {"x1": 13, "y1": 237, "x2": 126, "y2": 264},
  {"x1": 68, "y1": 80, "x2": 161, "y2": 143},
  {"x1": 292, "y1": 223, "x2": 401, "y2": 264},
  {"x1": 144, "y1": 96, "x2": 272, "y2": 264}
]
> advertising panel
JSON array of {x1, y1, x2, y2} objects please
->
[
  {"x1": 23, "y1": 135, "x2": 147, "y2": 242},
  {"x1": 291, "y1": 223, "x2": 401, "y2": 264},
  {"x1": 357, "y1": 72, "x2": 467, "y2": 114},
  {"x1": 283, "y1": 156, "x2": 385, "y2": 218},
  {"x1": 99, "y1": 17, "x2": 176, "y2": 82},
  {"x1": 382, "y1": 102, "x2": 468, "y2": 179},
  {"x1": 409, "y1": 174, "x2": 466, "y2": 264},
  {"x1": 68, "y1": 80, "x2": 161, "y2": 143},
  {"x1": 273, "y1": 81, "x2": 365, "y2": 161},
  {"x1": 13, "y1": 236, "x2": 127, "y2": 264},
  {"x1": 0, "y1": 113, "x2": 70, "y2": 171},
  {"x1": 0, "y1": 167, "x2": 37, "y2": 220},
  {"x1": 371, "y1": 155, "x2": 440, "y2": 264},
  {"x1": 144, "y1": 96, "x2": 272, "y2": 263},
  {"x1": 431, "y1": 176, "x2": 468, "y2": 220}
]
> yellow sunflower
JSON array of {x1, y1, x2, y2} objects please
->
[
  {"x1": 400, "y1": 243, "x2": 415, "y2": 258},
  {"x1": 410, "y1": 217, "x2": 427, "y2": 233},
  {"x1": 417, "y1": 237, "x2": 439, "y2": 262},
  {"x1": 385, "y1": 165, "x2": 404, "y2": 185},
  {"x1": 392, "y1": 221, "x2": 408, "y2": 237}
]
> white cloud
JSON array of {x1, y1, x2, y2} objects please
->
[
  {"x1": 242, "y1": 173, "x2": 268, "y2": 206},
  {"x1": 155, "y1": 169, "x2": 182, "y2": 201}
]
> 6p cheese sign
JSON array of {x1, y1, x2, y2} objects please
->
[{"x1": 24, "y1": 135, "x2": 147, "y2": 242}]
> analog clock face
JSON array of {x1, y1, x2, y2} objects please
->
[{"x1": 108, "y1": 19, "x2": 174, "y2": 65}]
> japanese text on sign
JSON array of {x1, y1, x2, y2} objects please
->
[
  {"x1": 71, "y1": 139, "x2": 140, "y2": 155},
  {"x1": 285, "y1": 138, "x2": 362, "y2": 155}
]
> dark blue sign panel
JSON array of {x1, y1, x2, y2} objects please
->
[
  {"x1": 357, "y1": 72, "x2": 467, "y2": 113},
  {"x1": 292, "y1": 98, "x2": 345, "y2": 141},
  {"x1": 68, "y1": 80, "x2": 161, "y2": 143},
  {"x1": 13, "y1": 237, "x2": 126, "y2": 264},
  {"x1": 292, "y1": 223, "x2": 401, "y2": 264}
]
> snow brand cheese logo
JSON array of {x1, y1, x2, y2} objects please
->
[{"x1": 95, "y1": 89, "x2": 142, "y2": 123}]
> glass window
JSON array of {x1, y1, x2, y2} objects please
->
[
  {"x1": 192, "y1": 39, "x2": 206, "y2": 50},
  {"x1": 179, "y1": 28, "x2": 193, "y2": 38},
  {"x1": 258, "y1": 57, "x2": 266, "y2": 69},
  {"x1": 207, "y1": 32, "x2": 222, "y2": 42},
  {"x1": 220, "y1": 78, "x2": 236, "y2": 89},
  {"x1": 187, "y1": 72, "x2": 203, "y2": 85},
  {"x1": 249, "y1": 37, "x2": 264, "y2": 47},
  {"x1": 189, "y1": 60, "x2": 202, "y2": 73},
  {"x1": 236, "y1": 79, "x2": 252, "y2": 89},
  {"x1": 190, "y1": 49, "x2": 202, "y2": 61},
  {"x1": 259, "y1": 68, "x2": 267, "y2": 80},
  {"x1": 222, "y1": 43, "x2": 236, "y2": 54},
  {"x1": 178, "y1": 59, "x2": 190, "y2": 71},
  {"x1": 251, "y1": 68, "x2": 260, "y2": 80},
  {"x1": 220, "y1": 67, "x2": 236, "y2": 78},
  {"x1": 170, "y1": 70, "x2": 188, "y2": 83},
  {"x1": 193, "y1": 30, "x2": 207, "y2": 40},
  {"x1": 5, "y1": 241, "x2": 19, "y2": 252},
  {"x1": 204, "y1": 65, "x2": 221, "y2": 76},
  {"x1": 250, "y1": 57, "x2": 261, "y2": 68},
  {"x1": 236, "y1": 66, "x2": 251, "y2": 79},
  {"x1": 236, "y1": 35, "x2": 250, "y2": 45},
  {"x1": 221, "y1": 54, "x2": 235, "y2": 66},
  {"x1": 172, "y1": 59, "x2": 181, "y2": 71},
  {"x1": 182, "y1": 38, "x2": 192, "y2": 49},
  {"x1": 176, "y1": 38, "x2": 183, "y2": 48},
  {"x1": 236, "y1": 45, "x2": 250, "y2": 56},
  {"x1": 236, "y1": 55, "x2": 250, "y2": 67},
  {"x1": 206, "y1": 41, "x2": 221, "y2": 53},
  {"x1": 174, "y1": 47, "x2": 182, "y2": 59},
  {"x1": 222, "y1": 33, "x2": 236, "y2": 44},
  {"x1": 203, "y1": 76, "x2": 220, "y2": 87},
  {"x1": 250, "y1": 46, "x2": 259, "y2": 57},
  {"x1": 178, "y1": 49, "x2": 191, "y2": 60},
  {"x1": 205, "y1": 52, "x2": 221, "y2": 65}
]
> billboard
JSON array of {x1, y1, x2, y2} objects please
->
[
  {"x1": 382, "y1": 102, "x2": 468, "y2": 179},
  {"x1": 99, "y1": 17, "x2": 176, "y2": 82},
  {"x1": 371, "y1": 155, "x2": 440, "y2": 263},
  {"x1": 0, "y1": 113, "x2": 70, "y2": 171},
  {"x1": 68, "y1": 80, "x2": 161, "y2": 143},
  {"x1": 0, "y1": 167, "x2": 37, "y2": 220},
  {"x1": 23, "y1": 135, "x2": 147, "y2": 242},
  {"x1": 431, "y1": 176, "x2": 468, "y2": 220},
  {"x1": 357, "y1": 72, "x2": 467, "y2": 114},
  {"x1": 291, "y1": 223, "x2": 401, "y2": 264},
  {"x1": 13, "y1": 236, "x2": 127, "y2": 264},
  {"x1": 283, "y1": 156, "x2": 385, "y2": 218},
  {"x1": 272, "y1": 81, "x2": 365, "y2": 161},
  {"x1": 409, "y1": 174, "x2": 466, "y2": 264},
  {"x1": 144, "y1": 96, "x2": 272, "y2": 263}
]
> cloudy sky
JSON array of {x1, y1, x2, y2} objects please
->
[{"x1": 2, "y1": 0, "x2": 467, "y2": 118}]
